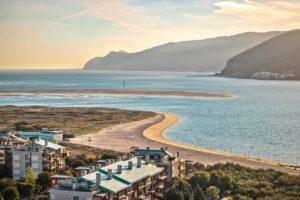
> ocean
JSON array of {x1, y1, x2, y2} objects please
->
[{"x1": 0, "y1": 70, "x2": 299, "y2": 165}]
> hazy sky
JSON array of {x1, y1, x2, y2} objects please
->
[{"x1": 0, "y1": 0, "x2": 299, "y2": 69}]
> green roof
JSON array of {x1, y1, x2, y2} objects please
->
[
  {"x1": 101, "y1": 157, "x2": 163, "y2": 184},
  {"x1": 81, "y1": 171, "x2": 129, "y2": 194},
  {"x1": 78, "y1": 157, "x2": 163, "y2": 194}
]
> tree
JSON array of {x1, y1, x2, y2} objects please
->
[
  {"x1": 209, "y1": 172, "x2": 220, "y2": 187},
  {"x1": 0, "y1": 164, "x2": 12, "y2": 179},
  {"x1": 0, "y1": 178, "x2": 16, "y2": 191},
  {"x1": 17, "y1": 182, "x2": 34, "y2": 199},
  {"x1": 24, "y1": 166, "x2": 37, "y2": 187},
  {"x1": 193, "y1": 184, "x2": 205, "y2": 200},
  {"x1": 2, "y1": 186, "x2": 20, "y2": 200},
  {"x1": 206, "y1": 186, "x2": 220, "y2": 200},
  {"x1": 37, "y1": 172, "x2": 52, "y2": 191},
  {"x1": 189, "y1": 171, "x2": 210, "y2": 189},
  {"x1": 218, "y1": 175, "x2": 233, "y2": 191},
  {"x1": 178, "y1": 180, "x2": 193, "y2": 200},
  {"x1": 164, "y1": 187, "x2": 184, "y2": 200}
]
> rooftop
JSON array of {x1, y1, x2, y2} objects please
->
[
  {"x1": 67, "y1": 157, "x2": 164, "y2": 194},
  {"x1": 75, "y1": 166, "x2": 91, "y2": 170},
  {"x1": 100, "y1": 157, "x2": 163, "y2": 184},
  {"x1": 34, "y1": 139, "x2": 62, "y2": 150}
]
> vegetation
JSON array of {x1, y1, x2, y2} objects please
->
[
  {"x1": 2, "y1": 186, "x2": 19, "y2": 200},
  {"x1": 164, "y1": 162, "x2": 300, "y2": 200},
  {"x1": 0, "y1": 164, "x2": 12, "y2": 179},
  {"x1": 0, "y1": 106, "x2": 155, "y2": 135},
  {"x1": 23, "y1": 167, "x2": 37, "y2": 187},
  {"x1": 37, "y1": 172, "x2": 52, "y2": 191}
]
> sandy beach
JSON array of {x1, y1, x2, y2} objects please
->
[
  {"x1": 70, "y1": 112, "x2": 300, "y2": 175},
  {"x1": 0, "y1": 89, "x2": 233, "y2": 98}
]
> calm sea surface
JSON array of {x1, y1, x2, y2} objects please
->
[{"x1": 0, "y1": 70, "x2": 299, "y2": 165}]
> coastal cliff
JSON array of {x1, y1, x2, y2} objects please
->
[{"x1": 219, "y1": 30, "x2": 300, "y2": 80}]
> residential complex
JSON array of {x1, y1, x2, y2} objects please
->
[{"x1": 50, "y1": 157, "x2": 167, "y2": 200}]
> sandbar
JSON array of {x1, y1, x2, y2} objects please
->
[{"x1": 0, "y1": 89, "x2": 232, "y2": 98}]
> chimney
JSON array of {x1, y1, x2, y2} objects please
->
[
  {"x1": 145, "y1": 154, "x2": 150, "y2": 164},
  {"x1": 81, "y1": 170, "x2": 87, "y2": 176},
  {"x1": 160, "y1": 156, "x2": 165, "y2": 164},
  {"x1": 146, "y1": 147, "x2": 150, "y2": 150},
  {"x1": 45, "y1": 140, "x2": 48, "y2": 147},
  {"x1": 117, "y1": 165, "x2": 123, "y2": 174},
  {"x1": 176, "y1": 152, "x2": 180, "y2": 158},
  {"x1": 105, "y1": 160, "x2": 110, "y2": 166},
  {"x1": 137, "y1": 156, "x2": 142, "y2": 168},
  {"x1": 128, "y1": 161, "x2": 133, "y2": 170},
  {"x1": 96, "y1": 173, "x2": 101, "y2": 185},
  {"x1": 72, "y1": 182, "x2": 77, "y2": 191},
  {"x1": 107, "y1": 168, "x2": 113, "y2": 180}
]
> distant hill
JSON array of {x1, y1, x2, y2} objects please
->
[
  {"x1": 84, "y1": 31, "x2": 280, "y2": 72},
  {"x1": 220, "y1": 30, "x2": 300, "y2": 80}
]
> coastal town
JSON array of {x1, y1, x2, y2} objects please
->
[
  {"x1": 0, "y1": 107, "x2": 300, "y2": 200},
  {"x1": 0, "y1": 127, "x2": 186, "y2": 200}
]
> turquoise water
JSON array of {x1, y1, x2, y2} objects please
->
[{"x1": 0, "y1": 70, "x2": 300, "y2": 165}]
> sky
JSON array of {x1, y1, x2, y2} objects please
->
[{"x1": 0, "y1": 0, "x2": 300, "y2": 69}]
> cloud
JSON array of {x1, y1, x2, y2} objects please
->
[
  {"x1": 184, "y1": 0, "x2": 300, "y2": 29},
  {"x1": 56, "y1": 0, "x2": 162, "y2": 31}
]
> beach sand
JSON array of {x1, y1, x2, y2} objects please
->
[
  {"x1": 70, "y1": 113, "x2": 300, "y2": 175},
  {"x1": 0, "y1": 89, "x2": 232, "y2": 98}
]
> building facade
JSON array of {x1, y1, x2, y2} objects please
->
[
  {"x1": 134, "y1": 147, "x2": 185, "y2": 178},
  {"x1": 50, "y1": 157, "x2": 166, "y2": 200},
  {"x1": 12, "y1": 139, "x2": 65, "y2": 180}
]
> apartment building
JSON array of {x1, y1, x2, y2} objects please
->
[
  {"x1": 134, "y1": 147, "x2": 185, "y2": 178},
  {"x1": 49, "y1": 157, "x2": 166, "y2": 200},
  {"x1": 0, "y1": 133, "x2": 28, "y2": 175},
  {"x1": 12, "y1": 139, "x2": 65, "y2": 180}
]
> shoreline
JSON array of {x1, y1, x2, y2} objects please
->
[
  {"x1": 0, "y1": 89, "x2": 233, "y2": 98},
  {"x1": 144, "y1": 113, "x2": 300, "y2": 173},
  {"x1": 69, "y1": 112, "x2": 300, "y2": 175}
]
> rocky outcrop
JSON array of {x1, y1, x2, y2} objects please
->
[{"x1": 220, "y1": 30, "x2": 300, "y2": 80}]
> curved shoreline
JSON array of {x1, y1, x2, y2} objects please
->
[
  {"x1": 143, "y1": 112, "x2": 300, "y2": 174},
  {"x1": 0, "y1": 89, "x2": 233, "y2": 98}
]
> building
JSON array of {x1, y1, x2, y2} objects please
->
[
  {"x1": 12, "y1": 139, "x2": 66, "y2": 180},
  {"x1": 134, "y1": 147, "x2": 185, "y2": 178},
  {"x1": 49, "y1": 157, "x2": 167, "y2": 200},
  {"x1": 18, "y1": 128, "x2": 63, "y2": 141},
  {"x1": 0, "y1": 133, "x2": 28, "y2": 176}
]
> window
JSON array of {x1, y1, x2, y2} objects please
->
[
  {"x1": 13, "y1": 162, "x2": 20, "y2": 168},
  {"x1": 13, "y1": 154, "x2": 20, "y2": 161},
  {"x1": 32, "y1": 155, "x2": 39, "y2": 161},
  {"x1": 32, "y1": 163, "x2": 39, "y2": 169},
  {"x1": 73, "y1": 196, "x2": 79, "y2": 200},
  {"x1": 14, "y1": 169, "x2": 20, "y2": 174},
  {"x1": 25, "y1": 154, "x2": 30, "y2": 161}
]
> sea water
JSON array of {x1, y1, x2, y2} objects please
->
[{"x1": 0, "y1": 70, "x2": 299, "y2": 165}]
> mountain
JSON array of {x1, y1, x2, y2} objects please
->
[
  {"x1": 84, "y1": 31, "x2": 280, "y2": 72},
  {"x1": 219, "y1": 30, "x2": 300, "y2": 80}
]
